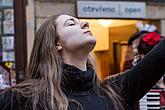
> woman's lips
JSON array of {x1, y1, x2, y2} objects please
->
[{"x1": 84, "y1": 31, "x2": 92, "y2": 36}]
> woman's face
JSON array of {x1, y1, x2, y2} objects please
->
[{"x1": 56, "y1": 15, "x2": 96, "y2": 53}]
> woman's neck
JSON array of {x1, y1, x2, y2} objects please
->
[{"x1": 63, "y1": 55, "x2": 87, "y2": 71}]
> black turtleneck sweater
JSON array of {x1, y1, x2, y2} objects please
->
[
  {"x1": 62, "y1": 64, "x2": 115, "y2": 110},
  {"x1": 1, "y1": 39, "x2": 165, "y2": 110}
]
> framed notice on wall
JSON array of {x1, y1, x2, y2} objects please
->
[
  {"x1": 4, "y1": 9, "x2": 14, "y2": 22},
  {"x1": 2, "y1": 36, "x2": 14, "y2": 51}
]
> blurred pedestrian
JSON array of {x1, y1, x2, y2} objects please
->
[{"x1": 137, "y1": 29, "x2": 165, "y2": 89}]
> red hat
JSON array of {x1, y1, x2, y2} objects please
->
[{"x1": 142, "y1": 32, "x2": 161, "y2": 45}]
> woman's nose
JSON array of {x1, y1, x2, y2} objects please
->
[{"x1": 81, "y1": 21, "x2": 89, "y2": 29}]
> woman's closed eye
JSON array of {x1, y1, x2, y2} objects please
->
[
  {"x1": 68, "y1": 22, "x2": 75, "y2": 26},
  {"x1": 64, "y1": 18, "x2": 80, "y2": 27},
  {"x1": 66, "y1": 20, "x2": 76, "y2": 26}
]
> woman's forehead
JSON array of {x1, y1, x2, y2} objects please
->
[{"x1": 56, "y1": 15, "x2": 78, "y2": 24}]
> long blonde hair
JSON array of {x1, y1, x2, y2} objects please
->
[{"x1": 11, "y1": 14, "x2": 125, "y2": 110}]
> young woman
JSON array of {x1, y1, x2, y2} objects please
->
[{"x1": 0, "y1": 14, "x2": 165, "y2": 110}]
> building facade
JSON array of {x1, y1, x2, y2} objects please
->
[{"x1": 26, "y1": 0, "x2": 165, "y2": 78}]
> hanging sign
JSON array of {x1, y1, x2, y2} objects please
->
[{"x1": 77, "y1": 1, "x2": 146, "y2": 18}]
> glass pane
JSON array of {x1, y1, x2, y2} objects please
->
[
  {"x1": 3, "y1": 9, "x2": 14, "y2": 34},
  {"x1": 1, "y1": 0, "x2": 13, "y2": 7}
]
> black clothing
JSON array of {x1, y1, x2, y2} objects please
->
[
  {"x1": 62, "y1": 64, "x2": 115, "y2": 110},
  {"x1": 123, "y1": 59, "x2": 134, "y2": 71},
  {"x1": 1, "y1": 39, "x2": 165, "y2": 110}
]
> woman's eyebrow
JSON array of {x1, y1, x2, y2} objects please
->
[{"x1": 63, "y1": 18, "x2": 80, "y2": 26}]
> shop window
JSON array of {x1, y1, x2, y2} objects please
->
[{"x1": 0, "y1": 0, "x2": 16, "y2": 90}]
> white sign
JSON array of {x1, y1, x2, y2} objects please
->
[{"x1": 77, "y1": 1, "x2": 146, "y2": 18}]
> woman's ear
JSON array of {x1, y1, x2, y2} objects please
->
[{"x1": 56, "y1": 43, "x2": 63, "y2": 51}]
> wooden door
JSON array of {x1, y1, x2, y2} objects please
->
[{"x1": 109, "y1": 25, "x2": 137, "y2": 74}]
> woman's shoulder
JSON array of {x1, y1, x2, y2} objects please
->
[
  {"x1": 102, "y1": 73, "x2": 125, "y2": 94},
  {"x1": 0, "y1": 88, "x2": 16, "y2": 109},
  {"x1": 103, "y1": 73, "x2": 124, "y2": 85},
  {"x1": 0, "y1": 88, "x2": 15, "y2": 100},
  {"x1": 0, "y1": 85, "x2": 33, "y2": 110}
]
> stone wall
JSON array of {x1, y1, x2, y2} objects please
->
[
  {"x1": 26, "y1": 0, "x2": 35, "y2": 61},
  {"x1": 161, "y1": 20, "x2": 165, "y2": 36},
  {"x1": 35, "y1": 1, "x2": 75, "y2": 30},
  {"x1": 35, "y1": 0, "x2": 76, "y2": 2},
  {"x1": 147, "y1": 4, "x2": 165, "y2": 19}
]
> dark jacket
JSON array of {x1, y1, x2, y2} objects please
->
[{"x1": 1, "y1": 39, "x2": 165, "y2": 110}]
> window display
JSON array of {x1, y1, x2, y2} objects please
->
[{"x1": 0, "y1": 0, "x2": 16, "y2": 90}]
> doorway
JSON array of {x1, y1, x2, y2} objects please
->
[{"x1": 80, "y1": 19, "x2": 160, "y2": 79}]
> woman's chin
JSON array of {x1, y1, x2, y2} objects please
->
[
  {"x1": 86, "y1": 36, "x2": 96, "y2": 44},
  {"x1": 90, "y1": 40, "x2": 96, "y2": 45},
  {"x1": 87, "y1": 39, "x2": 96, "y2": 51}
]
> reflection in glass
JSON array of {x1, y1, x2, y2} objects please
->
[
  {"x1": 4, "y1": 9, "x2": 14, "y2": 22},
  {"x1": 2, "y1": 51, "x2": 15, "y2": 62},
  {"x1": 3, "y1": 21, "x2": 14, "y2": 34},
  {"x1": 2, "y1": 0, "x2": 13, "y2": 7},
  {"x1": 2, "y1": 36, "x2": 14, "y2": 51}
]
